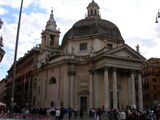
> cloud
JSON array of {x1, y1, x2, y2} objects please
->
[
  {"x1": 154, "y1": 23, "x2": 160, "y2": 37},
  {"x1": 0, "y1": 51, "x2": 13, "y2": 66},
  {"x1": 0, "y1": 9, "x2": 49, "y2": 77},
  {"x1": 0, "y1": 0, "x2": 34, "y2": 8},
  {"x1": 0, "y1": 7, "x2": 8, "y2": 15}
]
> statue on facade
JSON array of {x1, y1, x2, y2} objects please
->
[
  {"x1": 136, "y1": 44, "x2": 140, "y2": 53},
  {"x1": 104, "y1": 39, "x2": 107, "y2": 48}
]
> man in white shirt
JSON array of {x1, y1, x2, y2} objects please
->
[
  {"x1": 56, "y1": 108, "x2": 60, "y2": 120},
  {"x1": 119, "y1": 111, "x2": 126, "y2": 120}
]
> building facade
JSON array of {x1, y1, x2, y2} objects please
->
[
  {"x1": 0, "y1": 18, "x2": 5, "y2": 62},
  {"x1": 32, "y1": 1, "x2": 145, "y2": 111},
  {"x1": 6, "y1": 47, "x2": 39, "y2": 107},
  {"x1": 0, "y1": 78, "x2": 7, "y2": 103},
  {"x1": 142, "y1": 58, "x2": 160, "y2": 108}
]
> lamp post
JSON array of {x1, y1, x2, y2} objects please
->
[
  {"x1": 155, "y1": 9, "x2": 160, "y2": 23},
  {"x1": 11, "y1": 0, "x2": 24, "y2": 112}
]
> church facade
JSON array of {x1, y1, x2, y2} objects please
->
[{"x1": 32, "y1": 1, "x2": 145, "y2": 111}]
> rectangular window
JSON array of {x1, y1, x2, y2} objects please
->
[
  {"x1": 107, "y1": 44, "x2": 113, "y2": 49},
  {"x1": 80, "y1": 43, "x2": 87, "y2": 51}
]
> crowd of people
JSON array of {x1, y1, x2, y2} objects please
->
[
  {"x1": 14, "y1": 106, "x2": 160, "y2": 120},
  {"x1": 89, "y1": 107, "x2": 160, "y2": 120},
  {"x1": 1, "y1": 106, "x2": 160, "y2": 120}
]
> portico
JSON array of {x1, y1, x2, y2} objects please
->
[
  {"x1": 89, "y1": 67, "x2": 143, "y2": 110},
  {"x1": 88, "y1": 44, "x2": 145, "y2": 110}
]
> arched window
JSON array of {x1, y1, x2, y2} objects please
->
[
  {"x1": 49, "y1": 77, "x2": 56, "y2": 84},
  {"x1": 95, "y1": 9, "x2": 97, "y2": 15},
  {"x1": 50, "y1": 35, "x2": 55, "y2": 46},
  {"x1": 91, "y1": 9, "x2": 93, "y2": 15}
]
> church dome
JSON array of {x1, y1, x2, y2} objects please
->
[
  {"x1": 62, "y1": 0, "x2": 124, "y2": 45},
  {"x1": 62, "y1": 18, "x2": 124, "y2": 45}
]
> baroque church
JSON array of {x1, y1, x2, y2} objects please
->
[{"x1": 32, "y1": 0, "x2": 145, "y2": 111}]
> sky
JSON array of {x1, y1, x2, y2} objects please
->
[{"x1": 0, "y1": 0, "x2": 160, "y2": 80}]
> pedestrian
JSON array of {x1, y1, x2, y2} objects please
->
[
  {"x1": 51, "y1": 108, "x2": 56, "y2": 116},
  {"x1": 89, "y1": 108, "x2": 92, "y2": 118},
  {"x1": 60, "y1": 107, "x2": 65, "y2": 120},
  {"x1": 119, "y1": 111, "x2": 126, "y2": 120},
  {"x1": 68, "y1": 108, "x2": 72, "y2": 120},
  {"x1": 126, "y1": 111, "x2": 134, "y2": 120},
  {"x1": 74, "y1": 108, "x2": 78, "y2": 119},
  {"x1": 56, "y1": 108, "x2": 60, "y2": 120},
  {"x1": 96, "y1": 108, "x2": 101, "y2": 120},
  {"x1": 80, "y1": 109, "x2": 84, "y2": 120}
]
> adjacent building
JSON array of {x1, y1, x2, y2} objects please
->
[
  {"x1": 0, "y1": 78, "x2": 7, "y2": 103},
  {"x1": 31, "y1": 1, "x2": 145, "y2": 111},
  {"x1": 6, "y1": 47, "x2": 40, "y2": 107},
  {"x1": 142, "y1": 58, "x2": 160, "y2": 108}
]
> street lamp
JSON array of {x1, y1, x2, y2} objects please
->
[
  {"x1": 11, "y1": 0, "x2": 24, "y2": 113},
  {"x1": 155, "y1": 9, "x2": 160, "y2": 23}
]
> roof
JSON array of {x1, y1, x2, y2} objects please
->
[{"x1": 62, "y1": 18, "x2": 124, "y2": 45}]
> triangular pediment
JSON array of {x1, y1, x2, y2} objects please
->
[{"x1": 105, "y1": 44, "x2": 145, "y2": 60}]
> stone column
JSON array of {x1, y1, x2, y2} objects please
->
[
  {"x1": 128, "y1": 77, "x2": 132, "y2": 106},
  {"x1": 94, "y1": 71, "x2": 99, "y2": 108},
  {"x1": 89, "y1": 71, "x2": 94, "y2": 108},
  {"x1": 63, "y1": 72, "x2": 69, "y2": 107},
  {"x1": 131, "y1": 70, "x2": 136, "y2": 106},
  {"x1": 112, "y1": 68, "x2": 118, "y2": 109},
  {"x1": 74, "y1": 77, "x2": 77, "y2": 108},
  {"x1": 41, "y1": 73, "x2": 45, "y2": 108},
  {"x1": 104, "y1": 67, "x2": 109, "y2": 109},
  {"x1": 138, "y1": 71, "x2": 143, "y2": 111},
  {"x1": 69, "y1": 72, "x2": 75, "y2": 108}
]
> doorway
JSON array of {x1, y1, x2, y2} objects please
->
[{"x1": 80, "y1": 97, "x2": 87, "y2": 111}]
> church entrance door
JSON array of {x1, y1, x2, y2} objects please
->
[{"x1": 80, "y1": 97, "x2": 87, "y2": 111}]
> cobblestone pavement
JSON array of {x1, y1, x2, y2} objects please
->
[
  {"x1": 60, "y1": 113, "x2": 108, "y2": 120},
  {"x1": 0, "y1": 113, "x2": 109, "y2": 120}
]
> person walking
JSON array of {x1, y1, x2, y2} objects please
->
[
  {"x1": 68, "y1": 108, "x2": 72, "y2": 120},
  {"x1": 55, "y1": 108, "x2": 60, "y2": 120},
  {"x1": 80, "y1": 109, "x2": 84, "y2": 120},
  {"x1": 74, "y1": 108, "x2": 78, "y2": 119},
  {"x1": 119, "y1": 111, "x2": 126, "y2": 120},
  {"x1": 96, "y1": 108, "x2": 102, "y2": 120},
  {"x1": 59, "y1": 107, "x2": 65, "y2": 120}
]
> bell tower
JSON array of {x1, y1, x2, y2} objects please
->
[
  {"x1": 86, "y1": 0, "x2": 101, "y2": 19},
  {"x1": 37, "y1": 10, "x2": 60, "y2": 68},
  {"x1": 41, "y1": 9, "x2": 60, "y2": 50}
]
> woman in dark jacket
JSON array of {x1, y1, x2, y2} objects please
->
[
  {"x1": 80, "y1": 109, "x2": 84, "y2": 120},
  {"x1": 126, "y1": 112, "x2": 136, "y2": 120}
]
